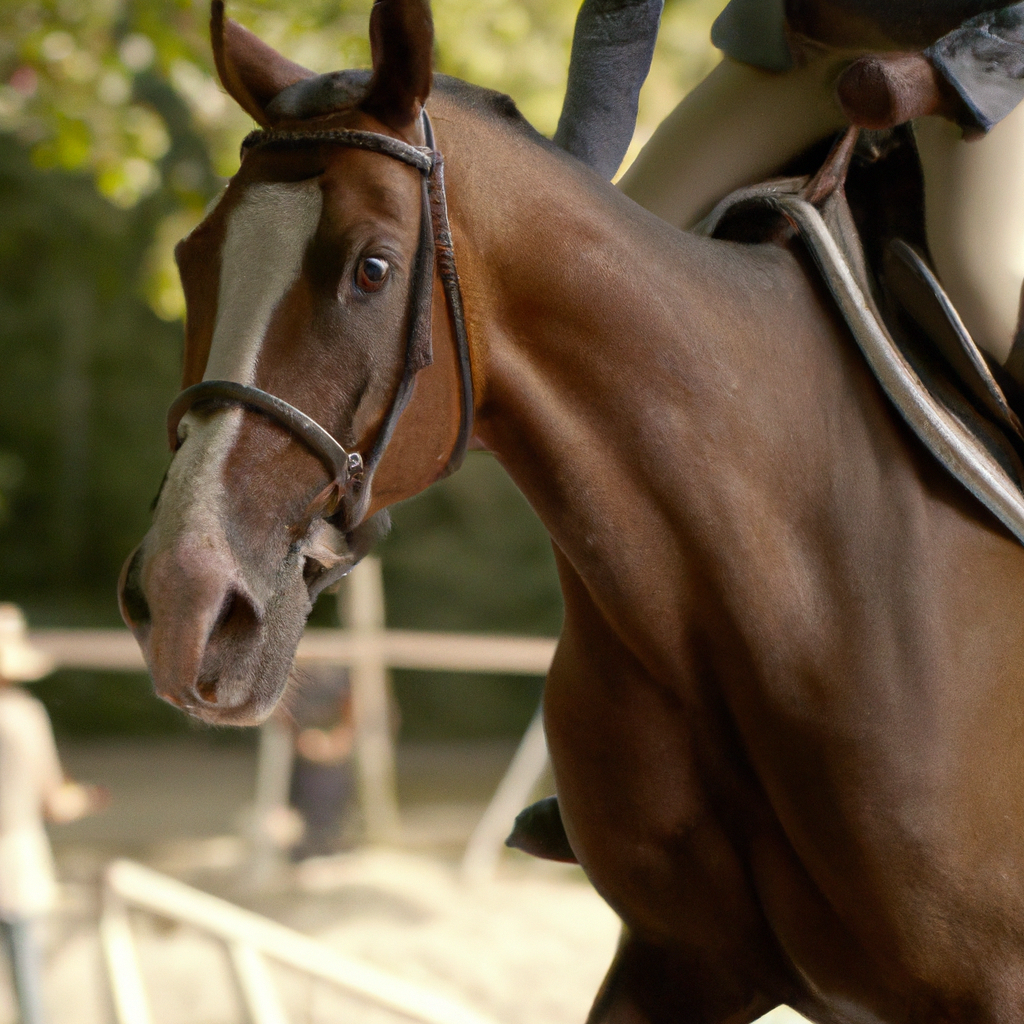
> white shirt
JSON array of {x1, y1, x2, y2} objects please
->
[{"x1": 0, "y1": 688, "x2": 62, "y2": 919}]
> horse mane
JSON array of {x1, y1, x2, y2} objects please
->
[
  {"x1": 267, "y1": 65, "x2": 562, "y2": 158},
  {"x1": 431, "y1": 74, "x2": 560, "y2": 153}
]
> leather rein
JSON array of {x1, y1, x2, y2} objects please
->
[{"x1": 165, "y1": 109, "x2": 474, "y2": 531}]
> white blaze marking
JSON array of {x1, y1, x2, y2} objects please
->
[
  {"x1": 155, "y1": 180, "x2": 324, "y2": 568},
  {"x1": 205, "y1": 179, "x2": 324, "y2": 383}
]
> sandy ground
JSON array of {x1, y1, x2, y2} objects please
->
[
  {"x1": 30, "y1": 850, "x2": 623, "y2": 1024},
  {"x1": 0, "y1": 738, "x2": 809, "y2": 1024}
]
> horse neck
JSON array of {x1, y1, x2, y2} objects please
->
[
  {"x1": 433, "y1": 93, "x2": 810, "y2": 547},
  {"x1": 429, "y1": 92, "x2": 916, "y2": 670}
]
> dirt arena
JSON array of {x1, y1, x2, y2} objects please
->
[{"x1": 0, "y1": 737, "x2": 808, "y2": 1023}]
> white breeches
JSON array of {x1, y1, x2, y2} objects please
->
[
  {"x1": 915, "y1": 104, "x2": 1024, "y2": 364},
  {"x1": 619, "y1": 55, "x2": 1024, "y2": 363}
]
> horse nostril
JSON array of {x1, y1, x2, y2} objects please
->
[
  {"x1": 195, "y1": 677, "x2": 218, "y2": 704},
  {"x1": 119, "y1": 547, "x2": 151, "y2": 629},
  {"x1": 213, "y1": 588, "x2": 259, "y2": 642},
  {"x1": 190, "y1": 588, "x2": 260, "y2": 709}
]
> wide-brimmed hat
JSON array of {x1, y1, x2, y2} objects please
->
[{"x1": 0, "y1": 604, "x2": 54, "y2": 682}]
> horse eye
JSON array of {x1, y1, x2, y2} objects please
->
[{"x1": 356, "y1": 257, "x2": 390, "y2": 292}]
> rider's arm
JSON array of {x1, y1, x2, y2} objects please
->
[
  {"x1": 554, "y1": 0, "x2": 664, "y2": 179},
  {"x1": 925, "y1": 2, "x2": 1024, "y2": 132}
]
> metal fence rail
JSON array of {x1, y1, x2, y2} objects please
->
[{"x1": 101, "y1": 858, "x2": 501, "y2": 1024}]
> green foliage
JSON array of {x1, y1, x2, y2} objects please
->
[
  {"x1": 0, "y1": 450, "x2": 24, "y2": 527},
  {"x1": 0, "y1": 0, "x2": 719, "y2": 195},
  {"x1": 1, "y1": 0, "x2": 720, "y2": 319},
  {"x1": 0, "y1": 0, "x2": 720, "y2": 736},
  {"x1": 0, "y1": 133, "x2": 182, "y2": 616}
]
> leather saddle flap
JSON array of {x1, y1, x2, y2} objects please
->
[{"x1": 883, "y1": 238, "x2": 1024, "y2": 445}]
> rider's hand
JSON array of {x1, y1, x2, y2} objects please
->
[
  {"x1": 836, "y1": 52, "x2": 967, "y2": 132},
  {"x1": 45, "y1": 781, "x2": 110, "y2": 823},
  {"x1": 296, "y1": 724, "x2": 354, "y2": 764}
]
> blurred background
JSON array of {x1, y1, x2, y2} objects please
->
[
  {"x1": 0, "y1": 2, "x2": 748, "y2": 1022},
  {"x1": 0, "y1": 0, "x2": 722, "y2": 742}
]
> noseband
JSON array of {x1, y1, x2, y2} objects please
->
[{"x1": 165, "y1": 109, "x2": 473, "y2": 529}]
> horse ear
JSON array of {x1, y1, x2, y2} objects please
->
[
  {"x1": 361, "y1": 0, "x2": 433, "y2": 131},
  {"x1": 211, "y1": 0, "x2": 317, "y2": 126}
]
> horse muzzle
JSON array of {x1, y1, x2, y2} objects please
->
[{"x1": 117, "y1": 531, "x2": 295, "y2": 726}]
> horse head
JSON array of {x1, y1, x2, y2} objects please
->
[{"x1": 119, "y1": 0, "x2": 469, "y2": 725}]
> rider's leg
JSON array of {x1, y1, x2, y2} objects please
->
[
  {"x1": 915, "y1": 101, "x2": 1024, "y2": 364},
  {"x1": 618, "y1": 54, "x2": 849, "y2": 229}
]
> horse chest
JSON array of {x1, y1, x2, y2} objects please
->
[{"x1": 543, "y1": 596, "x2": 773, "y2": 936}]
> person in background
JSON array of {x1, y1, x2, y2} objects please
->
[
  {"x1": 0, "y1": 604, "x2": 106, "y2": 1024},
  {"x1": 286, "y1": 664, "x2": 356, "y2": 861}
]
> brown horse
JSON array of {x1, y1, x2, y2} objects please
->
[{"x1": 118, "y1": 1, "x2": 1024, "y2": 1020}]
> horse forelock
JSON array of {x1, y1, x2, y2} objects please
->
[{"x1": 265, "y1": 68, "x2": 371, "y2": 123}]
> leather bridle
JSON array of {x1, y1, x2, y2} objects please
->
[{"x1": 165, "y1": 109, "x2": 474, "y2": 531}]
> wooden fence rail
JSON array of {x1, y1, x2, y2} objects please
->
[
  {"x1": 102, "y1": 858, "x2": 501, "y2": 1024},
  {"x1": 28, "y1": 626, "x2": 556, "y2": 676}
]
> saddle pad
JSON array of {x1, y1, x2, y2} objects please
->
[{"x1": 699, "y1": 180, "x2": 1024, "y2": 548}]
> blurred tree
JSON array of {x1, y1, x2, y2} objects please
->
[
  {"x1": 0, "y1": 0, "x2": 720, "y2": 737},
  {"x1": 0, "y1": 449, "x2": 22, "y2": 528},
  {"x1": 1, "y1": 0, "x2": 720, "y2": 319}
]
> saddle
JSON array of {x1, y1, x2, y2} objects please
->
[{"x1": 697, "y1": 127, "x2": 1024, "y2": 548}]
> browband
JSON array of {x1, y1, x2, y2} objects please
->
[{"x1": 239, "y1": 126, "x2": 434, "y2": 174}]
